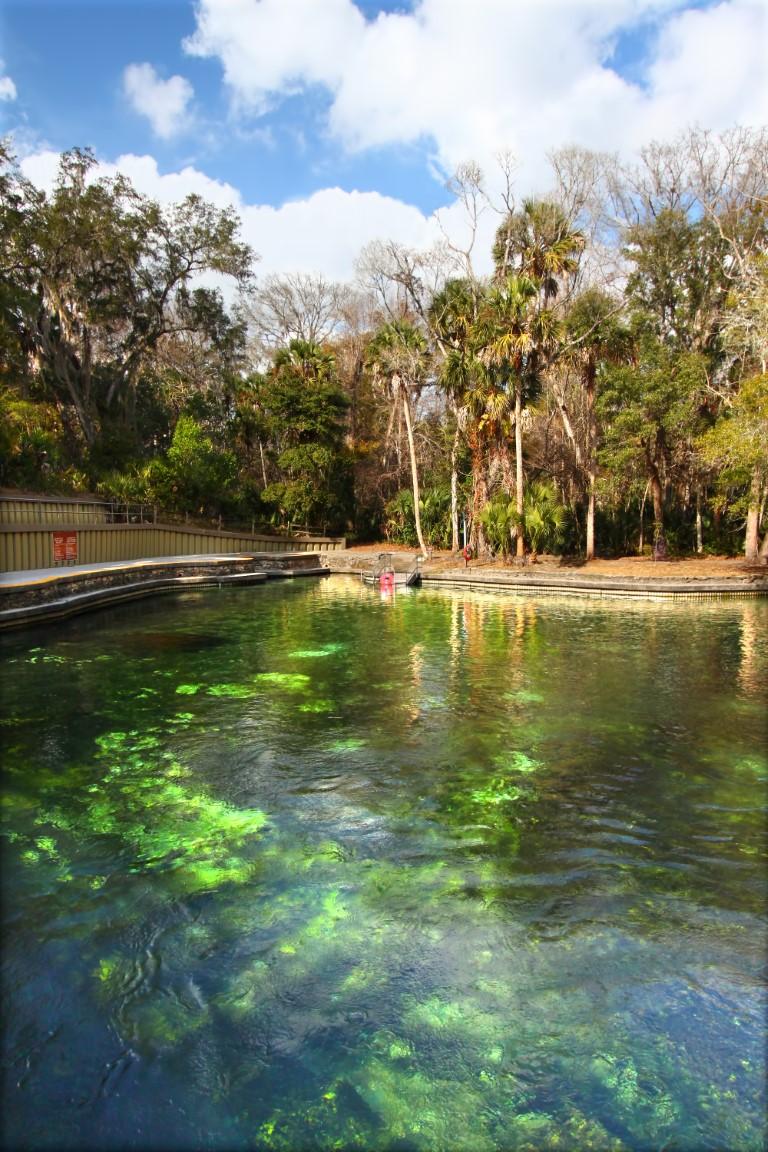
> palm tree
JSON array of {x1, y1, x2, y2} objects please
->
[
  {"x1": 429, "y1": 279, "x2": 481, "y2": 551},
  {"x1": 481, "y1": 203, "x2": 584, "y2": 557},
  {"x1": 493, "y1": 198, "x2": 585, "y2": 302},
  {"x1": 271, "y1": 338, "x2": 336, "y2": 384},
  {"x1": 475, "y1": 276, "x2": 560, "y2": 557},
  {"x1": 366, "y1": 320, "x2": 431, "y2": 556},
  {"x1": 521, "y1": 481, "x2": 567, "y2": 560}
]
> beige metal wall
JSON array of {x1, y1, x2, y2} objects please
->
[{"x1": 0, "y1": 524, "x2": 345, "y2": 572}]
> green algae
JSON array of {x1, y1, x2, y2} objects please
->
[
  {"x1": 254, "y1": 672, "x2": 311, "y2": 690},
  {"x1": 288, "y1": 643, "x2": 345, "y2": 659},
  {"x1": 207, "y1": 683, "x2": 254, "y2": 698},
  {"x1": 33, "y1": 836, "x2": 59, "y2": 858},
  {"x1": 468, "y1": 778, "x2": 525, "y2": 806},
  {"x1": 492, "y1": 750, "x2": 543, "y2": 774},
  {"x1": 94, "y1": 956, "x2": 119, "y2": 983},
  {"x1": 129, "y1": 994, "x2": 207, "y2": 1053},
  {"x1": 504, "y1": 688, "x2": 545, "y2": 705},
  {"x1": 7, "y1": 724, "x2": 269, "y2": 896},
  {"x1": 326, "y1": 738, "x2": 367, "y2": 753},
  {"x1": 255, "y1": 1080, "x2": 375, "y2": 1151}
]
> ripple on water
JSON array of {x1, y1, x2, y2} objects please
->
[{"x1": 1, "y1": 583, "x2": 766, "y2": 1151}]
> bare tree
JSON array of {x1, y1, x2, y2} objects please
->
[
  {"x1": 242, "y1": 272, "x2": 352, "y2": 361},
  {"x1": 355, "y1": 238, "x2": 459, "y2": 324}
]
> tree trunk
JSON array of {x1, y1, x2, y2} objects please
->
[
  {"x1": 36, "y1": 310, "x2": 96, "y2": 447},
  {"x1": 514, "y1": 383, "x2": 525, "y2": 558},
  {"x1": 258, "y1": 438, "x2": 268, "y2": 488},
  {"x1": 744, "y1": 465, "x2": 762, "y2": 560},
  {"x1": 586, "y1": 475, "x2": 596, "y2": 562},
  {"x1": 468, "y1": 426, "x2": 489, "y2": 556},
  {"x1": 400, "y1": 383, "x2": 428, "y2": 557},
  {"x1": 551, "y1": 379, "x2": 583, "y2": 465},
  {"x1": 638, "y1": 482, "x2": 649, "y2": 554},
  {"x1": 585, "y1": 377, "x2": 597, "y2": 561},
  {"x1": 646, "y1": 437, "x2": 664, "y2": 541},
  {"x1": 650, "y1": 467, "x2": 664, "y2": 537},
  {"x1": 695, "y1": 486, "x2": 704, "y2": 554},
  {"x1": 450, "y1": 415, "x2": 460, "y2": 552}
]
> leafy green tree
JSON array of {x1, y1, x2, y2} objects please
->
[
  {"x1": 0, "y1": 388, "x2": 67, "y2": 488},
  {"x1": 598, "y1": 343, "x2": 709, "y2": 547},
  {"x1": 619, "y1": 203, "x2": 746, "y2": 552},
  {"x1": 151, "y1": 415, "x2": 237, "y2": 519},
  {"x1": 0, "y1": 146, "x2": 253, "y2": 457},
  {"x1": 623, "y1": 209, "x2": 729, "y2": 356},
  {"x1": 699, "y1": 374, "x2": 768, "y2": 559},
  {"x1": 0, "y1": 142, "x2": 40, "y2": 395},
  {"x1": 258, "y1": 340, "x2": 352, "y2": 533}
]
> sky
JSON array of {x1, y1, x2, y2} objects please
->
[{"x1": 1, "y1": 0, "x2": 766, "y2": 288}]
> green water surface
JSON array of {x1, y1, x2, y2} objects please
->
[{"x1": 1, "y1": 578, "x2": 766, "y2": 1151}]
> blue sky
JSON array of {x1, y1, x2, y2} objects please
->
[{"x1": 1, "y1": 0, "x2": 765, "y2": 282}]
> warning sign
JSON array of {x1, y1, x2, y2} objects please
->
[{"x1": 52, "y1": 531, "x2": 78, "y2": 565}]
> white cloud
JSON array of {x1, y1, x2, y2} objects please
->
[
  {"x1": 104, "y1": 153, "x2": 243, "y2": 210},
  {"x1": 184, "y1": 0, "x2": 768, "y2": 189},
  {"x1": 645, "y1": 0, "x2": 768, "y2": 132},
  {"x1": 18, "y1": 149, "x2": 439, "y2": 285},
  {"x1": 19, "y1": 149, "x2": 242, "y2": 209},
  {"x1": 0, "y1": 60, "x2": 17, "y2": 101},
  {"x1": 18, "y1": 149, "x2": 61, "y2": 193},
  {"x1": 240, "y1": 187, "x2": 434, "y2": 280},
  {"x1": 183, "y1": 0, "x2": 364, "y2": 113},
  {"x1": 122, "y1": 62, "x2": 194, "y2": 139}
]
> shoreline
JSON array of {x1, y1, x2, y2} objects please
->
[
  {"x1": 0, "y1": 549, "x2": 765, "y2": 631},
  {"x1": 324, "y1": 548, "x2": 768, "y2": 599}
]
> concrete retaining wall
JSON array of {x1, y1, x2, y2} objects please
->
[{"x1": 0, "y1": 553, "x2": 329, "y2": 629}]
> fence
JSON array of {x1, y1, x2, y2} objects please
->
[{"x1": 0, "y1": 496, "x2": 346, "y2": 572}]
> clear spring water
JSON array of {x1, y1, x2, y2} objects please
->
[{"x1": 1, "y1": 577, "x2": 766, "y2": 1151}]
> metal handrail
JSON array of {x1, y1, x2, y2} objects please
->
[
  {"x1": 0, "y1": 498, "x2": 344, "y2": 540},
  {"x1": 0, "y1": 499, "x2": 155, "y2": 525},
  {"x1": 371, "y1": 552, "x2": 394, "y2": 578}
]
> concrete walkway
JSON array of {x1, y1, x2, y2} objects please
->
[{"x1": 0, "y1": 552, "x2": 316, "y2": 588}]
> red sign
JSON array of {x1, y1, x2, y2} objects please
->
[{"x1": 52, "y1": 531, "x2": 78, "y2": 565}]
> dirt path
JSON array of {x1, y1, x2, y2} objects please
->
[{"x1": 332, "y1": 545, "x2": 765, "y2": 583}]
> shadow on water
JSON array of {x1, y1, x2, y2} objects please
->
[{"x1": 118, "y1": 631, "x2": 229, "y2": 654}]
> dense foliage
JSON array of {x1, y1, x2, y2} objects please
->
[{"x1": 1, "y1": 128, "x2": 766, "y2": 555}]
